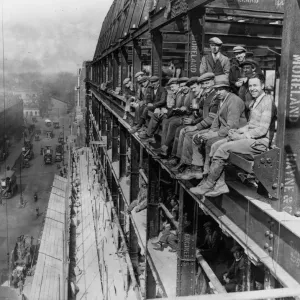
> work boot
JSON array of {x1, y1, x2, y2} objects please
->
[
  {"x1": 203, "y1": 157, "x2": 211, "y2": 176},
  {"x1": 153, "y1": 242, "x2": 165, "y2": 251},
  {"x1": 190, "y1": 159, "x2": 225, "y2": 195},
  {"x1": 145, "y1": 136, "x2": 156, "y2": 144},
  {"x1": 164, "y1": 157, "x2": 179, "y2": 166},
  {"x1": 138, "y1": 131, "x2": 149, "y2": 139},
  {"x1": 205, "y1": 172, "x2": 229, "y2": 197},
  {"x1": 176, "y1": 165, "x2": 203, "y2": 180},
  {"x1": 176, "y1": 165, "x2": 192, "y2": 179},
  {"x1": 129, "y1": 125, "x2": 141, "y2": 134},
  {"x1": 171, "y1": 162, "x2": 188, "y2": 173}
]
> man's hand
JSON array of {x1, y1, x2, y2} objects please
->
[
  {"x1": 184, "y1": 125, "x2": 197, "y2": 133},
  {"x1": 201, "y1": 131, "x2": 218, "y2": 141},
  {"x1": 235, "y1": 80, "x2": 243, "y2": 88},
  {"x1": 193, "y1": 133, "x2": 203, "y2": 145},
  {"x1": 228, "y1": 132, "x2": 243, "y2": 141},
  {"x1": 147, "y1": 103, "x2": 154, "y2": 107},
  {"x1": 154, "y1": 108, "x2": 160, "y2": 114},
  {"x1": 180, "y1": 106, "x2": 187, "y2": 111},
  {"x1": 183, "y1": 118, "x2": 193, "y2": 125}
]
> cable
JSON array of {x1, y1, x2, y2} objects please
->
[{"x1": 1, "y1": 1, "x2": 10, "y2": 284}]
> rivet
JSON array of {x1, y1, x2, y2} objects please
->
[
  {"x1": 264, "y1": 243, "x2": 269, "y2": 249},
  {"x1": 294, "y1": 211, "x2": 300, "y2": 218},
  {"x1": 269, "y1": 234, "x2": 274, "y2": 240},
  {"x1": 268, "y1": 246, "x2": 273, "y2": 252},
  {"x1": 267, "y1": 158, "x2": 272, "y2": 164},
  {"x1": 260, "y1": 158, "x2": 266, "y2": 164},
  {"x1": 272, "y1": 183, "x2": 278, "y2": 189},
  {"x1": 265, "y1": 231, "x2": 270, "y2": 237}
]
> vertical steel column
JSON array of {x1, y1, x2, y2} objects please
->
[
  {"x1": 133, "y1": 40, "x2": 142, "y2": 83},
  {"x1": 119, "y1": 125, "x2": 127, "y2": 178},
  {"x1": 176, "y1": 186, "x2": 198, "y2": 296},
  {"x1": 146, "y1": 261, "x2": 156, "y2": 299},
  {"x1": 101, "y1": 106, "x2": 107, "y2": 136},
  {"x1": 98, "y1": 103, "x2": 102, "y2": 133},
  {"x1": 106, "y1": 111, "x2": 112, "y2": 150},
  {"x1": 276, "y1": 0, "x2": 300, "y2": 215},
  {"x1": 112, "y1": 177, "x2": 119, "y2": 213},
  {"x1": 188, "y1": 8, "x2": 205, "y2": 77},
  {"x1": 264, "y1": 268, "x2": 275, "y2": 293},
  {"x1": 147, "y1": 157, "x2": 160, "y2": 239},
  {"x1": 118, "y1": 191, "x2": 125, "y2": 230},
  {"x1": 112, "y1": 116, "x2": 119, "y2": 163},
  {"x1": 121, "y1": 47, "x2": 129, "y2": 83},
  {"x1": 151, "y1": 30, "x2": 162, "y2": 81},
  {"x1": 129, "y1": 219, "x2": 139, "y2": 276},
  {"x1": 106, "y1": 162, "x2": 112, "y2": 202},
  {"x1": 130, "y1": 136, "x2": 140, "y2": 203}
]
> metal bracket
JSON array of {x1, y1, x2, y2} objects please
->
[{"x1": 253, "y1": 147, "x2": 281, "y2": 199}]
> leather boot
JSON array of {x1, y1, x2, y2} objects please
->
[
  {"x1": 190, "y1": 159, "x2": 225, "y2": 195},
  {"x1": 205, "y1": 172, "x2": 229, "y2": 197},
  {"x1": 203, "y1": 157, "x2": 211, "y2": 175}
]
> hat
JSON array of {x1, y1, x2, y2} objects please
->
[
  {"x1": 178, "y1": 77, "x2": 189, "y2": 83},
  {"x1": 209, "y1": 37, "x2": 223, "y2": 46},
  {"x1": 203, "y1": 221, "x2": 213, "y2": 228},
  {"x1": 213, "y1": 75, "x2": 230, "y2": 88},
  {"x1": 149, "y1": 75, "x2": 159, "y2": 83},
  {"x1": 135, "y1": 71, "x2": 144, "y2": 78},
  {"x1": 167, "y1": 77, "x2": 179, "y2": 86},
  {"x1": 198, "y1": 72, "x2": 215, "y2": 83},
  {"x1": 123, "y1": 78, "x2": 130, "y2": 85},
  {"x1": 186, "y1": 77, "x2": 199, "y2": 87},
  {"x1": 231, "y1": 245, "x2": 244, "y2": 253},
  {"x1": 138, "y1": 76, "x2": 149, "y2": 84},
  {"x1": 233, "y1": 46, "x2": 246, "y2": 53},
  {"x1": 240, "y1": 59, "x2": 260, "y2": 69}
]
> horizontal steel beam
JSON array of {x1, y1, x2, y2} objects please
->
[{"x1": 148, "y1": 287, "x2": 300, "y2": 300}]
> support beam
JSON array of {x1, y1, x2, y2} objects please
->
[
  {"x1": 106, "y1": 111, "x2": 112, "y2": 150},
  {"x1": 119, "y1": 125, "x2": 127, "y2": 178},
  {"x1": 130, "y1": 137, "x2": 140, "y2": 203},
  {"x1": 112, "y1": 116, "x2": 119, "y2": 162},
  {"x1": 277, "y1": 0, "x2": 300, "y2": 216},
  {"x1": 151, "y1": 31, "x2": 163, "y2": 78},
  {"x1": 148, "y1": 287, "x2": 300, "y2": 300}
]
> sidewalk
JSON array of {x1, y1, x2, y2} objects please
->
[{"x1": 0, "y1": 139, "x2": 23, "y2": 174}]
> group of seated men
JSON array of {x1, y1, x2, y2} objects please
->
[{"x1": 122, "y1": 36, "x2": 276, "y2": 197}]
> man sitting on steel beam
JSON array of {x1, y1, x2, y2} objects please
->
[
  {"x1": 131, "y1": 71, "x2": 146, "y2": 125},
  {"x1": 122, "y1": 78, "x2": 135, "y2": 120},
  {"x1": 223, "y1": 245, "x2": 246, "y2": 292},
  {"x1": 137, "y1": 75, "x2": 168, "y2": 141},
  {"x1": 163, "y1": 73, "x2": 218, "y2": 176},
  {"x1": 129, "y1": 76, "x2": 153, "y2": 133},
  {"x1": 140, "y1": 77, "x2": 191, "y2": 144},
  {"x1": 152, "y1": 77, "x2": 193, "y2": 156},
  {"x1": 180, "y1": 75, "x2": 246, "y2": 185},
  {"x1": 200, "y1": 37, "x2": 230, "y2": 77},
  {"x1": 190, "y1": 73, "x2": 275, "y2": 197}
]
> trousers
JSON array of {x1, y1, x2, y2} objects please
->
[
  {"x1": 171, "y1": 125, "x2": 185, "y2": 157},
  {"x1": 147, "y1": 113, "x2": 167, "y2": 136},
  {"x1": 213, "y1": 138, "x2": 269, "y2": 161},
  {"x1": 161, "y1": 116, "x2": 183, "y2": 147}
]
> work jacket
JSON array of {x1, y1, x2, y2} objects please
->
[
  {"x1": 210, "y1": 92, "x2": 247, "y2": 137},
  {"x1": 200, "y1": 52, "x2": 230, "y2": 76},
  {"x1": 152, "y1": 85, "x2": 167, "y2": 109}
]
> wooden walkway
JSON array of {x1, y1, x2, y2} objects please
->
[{"x1": 30, "y1": 175, "x2": 67, "y2": 300}]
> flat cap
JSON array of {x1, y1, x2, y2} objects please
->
[
  {"x1": 231, "y1": 245, "x2": 244, "y2": 253},
  {"x1": 138, "y1": 76, "x2": 149, "y2": 84},
  {"x1": 214, "y1": 74, "x2": 230, "y2": 88},
  {"x1": 123, "y1": 78, "x2": 131, "y2": 85},
  {"x1": 233, "y1": 45, "x2": 246, "y2": 53},
  {"x1": 198, "y1": 72, "x2": 215, "y2": 83},
  {"x1": 240, "y1": 59, "x2": 259, "y2": 69},
  {"x1": 178, "y1": 77, "x2": 189, "y2": 83},
  {"x1": 186, "y1": 77, "x2": 199, "y2": 87},
  {"x1": 167, "y1": 77, "x2": 179, "y2": 86},
  {"x1": 209, "y1": 37, "x2": 223, "y2": 45},
  {"x1": 149, "y1": 75, "x2": 159, "y2": 83},
  {"x1": 135, "y1": 71, "x2": 144, "y2": 78},
  {"x1": 203, "y1": 221, "x2": 213, "y2": 228}
]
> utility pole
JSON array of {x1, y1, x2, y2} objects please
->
[
  {"x1": 19, "y1": 156, "x2": 24, "y2": 208},
  {"x1": 62, "y1": 125, "x2": 65, "y2": 166}
]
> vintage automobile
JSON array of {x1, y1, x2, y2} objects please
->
[
  {"x1": 45, "y1": 119, "x2": 52, "y2": 127},
  {"x1": 44, "y1": 148, "x2": 53, "y2": 165},
  {"x1": 53, "y1": 121, "x2": 60, "y2": 129},
  {"x1": 22, "y1": 146, "x2": 34, "y2": 161},
  {"x1": 34, "y1": 133, "x2": 40, "y2": 141},
  {"x1": 0, "y1": 170, "x2": 18, "y2": 199}
]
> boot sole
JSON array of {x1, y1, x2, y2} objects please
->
[{"x1": 179, "y1": 174, "x2": 203, "y2": 180}]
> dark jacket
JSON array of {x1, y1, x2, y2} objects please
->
[
  {"x1": 229, "y1": 59, "x2": 243, "y2": 95},
  {"x1": 142, "y1": 82, "x2": 153, "y2": 104},
  {"x1": 194, "y1": 89, "x2": 219, "y2": 127},
  {"x1": 227, "y1": 255, "x2": 246, "y2": 285},
  {"x1": 210, "y1": 92, "x2": 247, "y2": 137},
  {"x1": 153, "y1": 85, "x2": 167, "y2": 109},
  {"x1": 200, "y1": 52, "x2": 230, "y2": 76},
  {"x1": 200, "y1": 230, "x2": 221, "y2": 254}
]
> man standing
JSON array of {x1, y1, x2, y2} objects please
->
[
  {"x1": 229, "y1": 46, "x2": 247, "y2": 95},
  {"x1": 191, "y1": 73, "x2": 275, "y2": 196},
  {"x1": 200, "y1": 37, "x2": 230, "y2": 76}
]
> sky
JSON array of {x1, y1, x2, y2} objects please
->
[{"x1": 1, "y1": 0, "x2": 112, "y2": 74}]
